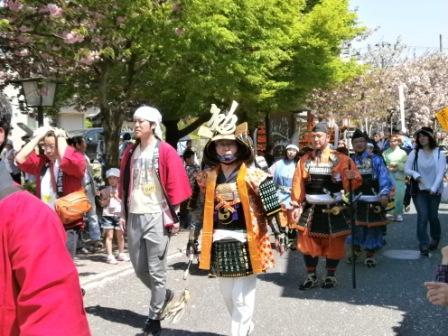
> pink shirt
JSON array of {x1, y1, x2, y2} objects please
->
[{"x1": 0, "y1": 190, "x2": 91, "y2": 336}]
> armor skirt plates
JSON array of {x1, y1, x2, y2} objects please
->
[
  {"x1": 298, "y1": 203, "x2": 351, "y2": 238},
  {"x1": 212, "y1": 239, "x2": 253, "y2": 277}
]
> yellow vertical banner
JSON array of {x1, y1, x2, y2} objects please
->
[{"x1": 436, "y1": 107, "x2": 448, "y2": 131}]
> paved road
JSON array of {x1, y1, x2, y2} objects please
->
[{"x1": 81, "y1": 205, "x2": 448, "y2": 336}]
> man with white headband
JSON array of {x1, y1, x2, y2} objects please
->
[{"x1": 119, "y1": 105, "x2": 192, "y2": 336}]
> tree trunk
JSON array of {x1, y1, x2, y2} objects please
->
[
  {"x1": 102, "y1": 106, "x2": 124, "y2": 169},
  {"x1": 164, "y1": 119, "x2": 182, "y2": 148},
  {"x1": 163, "y1": 114, "x2": 210, "y2": 148},
  {"x1": 96, "y1": 60, "x2": 124, "y2": 169}
]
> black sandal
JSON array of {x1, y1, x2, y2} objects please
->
[
  {"x1": 321, "y1": 276, "x2": 337, "y2": 289},
  {"x1": 299, "y1": 274, "x2": 318, "y2": 290},
  {"x1": 364, "y1": 257, "x2": 377, "y2": 268}
]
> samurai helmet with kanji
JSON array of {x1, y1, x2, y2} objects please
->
[{"x1": 198, "y1": 101, "x2": 254, "y2": 166}]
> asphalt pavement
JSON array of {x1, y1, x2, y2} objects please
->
[{"x1": 79, "y1": 204, "x2": 448, "y2": 336}]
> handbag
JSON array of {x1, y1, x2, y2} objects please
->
[{"x1": 55, "y1": 189, "x2": 92, "y2": 225}]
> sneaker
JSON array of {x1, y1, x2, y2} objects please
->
[
  {"x1": 299, "y1": 273, "x2": 318, "y2": 290},
  {"x1": 143, "y1": 318, "x2": 161, "y2": 336},
  {"x1": 321, "y1": 276, "x2": 337, "y2": 289},
  {"x1": 117, "y1": 253, "x2": 130, "y2": 261},
  {"x1": 404, "y1": 205, "x2": 411, "y2": 213},
  {"x1": 364, "y1": 257, "x2": 377, "y2": 268},
  {"x1": 394, "y1": 215, "x2": 403, "y2": 222},
  {"x1": 106, "y1": 255, "x2": 118, "y2": 264},
  {"x1": 420, "y1": 247, "x2": 429, "y2": 257}
]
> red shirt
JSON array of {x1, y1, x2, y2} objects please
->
[
  {"x1": 0, "y1": 190, "x2": 91, "y2": 336},
  {"x1": 18, "y1": 147, "x2": 86, "y2": 229},
  {"x1": 18, "y1": 146, "x2": 86, "y2": 199},
  {"x1": 119, "y1": 141, "x2": 192, "y2": 214}
]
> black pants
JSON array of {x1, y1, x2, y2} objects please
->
[{"x1": 403, "y1": 183, "x2": 411, "y2": 207}]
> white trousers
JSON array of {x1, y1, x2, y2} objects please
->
[{"x1": 218, "y1": 275, "x2": 257, "y2": 336}]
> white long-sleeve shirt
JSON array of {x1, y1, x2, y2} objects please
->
[{"x1": 405, "y1": 148, "x2": 446, "y2": 193}]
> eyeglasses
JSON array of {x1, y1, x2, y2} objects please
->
[{"x1": 41, "y1": 144, "x2": 56, "y2": 150}]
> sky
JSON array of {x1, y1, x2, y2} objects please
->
[{"x1": 349, "y1": 0, "x2": 448, "y2": 56}]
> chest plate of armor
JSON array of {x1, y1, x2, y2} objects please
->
[
  {"x1": 304, "y1": 161, "x2": 342, "y2": 195},
  {"x1": 214, "y1": 182, "x2": 245, "y2": 230},
  {"x1": 354, "y1": 157, "x2": 379, "y2": 195}
]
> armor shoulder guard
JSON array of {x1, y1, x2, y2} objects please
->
[
  {"x1": 258, "y1": 177, "x2": 281, "y2": 216},
  {"x1": 329, "y1": 150, "x2": 340, "y2": 166},
  {"x1": 245, "y1": 167, "x2": 269, "y2": 187}
]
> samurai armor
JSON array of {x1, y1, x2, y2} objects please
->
[
  {"x1": 212, "y1": 239, "x2": 253, "y2": 277},
  {"x1": 214, "y1": 182, "x2": 245, "y2": 230},
  {"x1": 298, "y1": 203, "x2": 351, "y2": 238},
  {"x1": 356, "y1": 201, "x2": 387, "y2": 227},
  {"x1": 259, "y1": 178, "x2": 281, "y2": 216}
]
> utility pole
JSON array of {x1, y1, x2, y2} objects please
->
[
  {"x1": 440, "y1": 34, "x2": 443, "y2": 53},
  {"x1": 398, "y1": 84, "x2": 407, "y2": 133}
]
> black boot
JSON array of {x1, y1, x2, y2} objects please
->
[
  {"x1": 143, "y1": 318, "x2": 161, "y2": 336},
  {"x1": 429, "y1": 240, "x2": 440, "y2": 251}
]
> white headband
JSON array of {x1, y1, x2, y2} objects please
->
[
  {"x1": 133, "y1": 105, "x2": 163, "y2": 139},
  {"x1": 106, "y1": 168, "x2": 120, "y2": 178},
  {"x1": 286, "y1": 144, "x2": 299, "y2": 152}
]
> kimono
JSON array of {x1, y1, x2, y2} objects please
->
[
  {"x1": 383, "y1": 147, "x2": 408, "y2": 216},
  {"x1": 270, "y1": 158, "x2": 297, "y2": 227}
]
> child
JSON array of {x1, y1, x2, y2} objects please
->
[{"x1": 100, "y1": 168, "x2": 129, "y2": 264}]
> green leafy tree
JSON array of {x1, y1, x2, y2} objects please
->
[{"x1": 1, "y1": 0, "x2": 363, "y2": 167}]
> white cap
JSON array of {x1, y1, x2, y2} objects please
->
[
  {"x1": 133, "y1": 105, "x2": 163, "y2": 139},
  {"x1": 106, "y1": 168, "x2": 120, "y2": 178},
  {"x1": 286, "y1": 144, "x2": 299, "y2": 152}
]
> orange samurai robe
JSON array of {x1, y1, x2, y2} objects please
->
[{"x1": 291, "y1": 137, "x2": 362, "y2": 290}]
